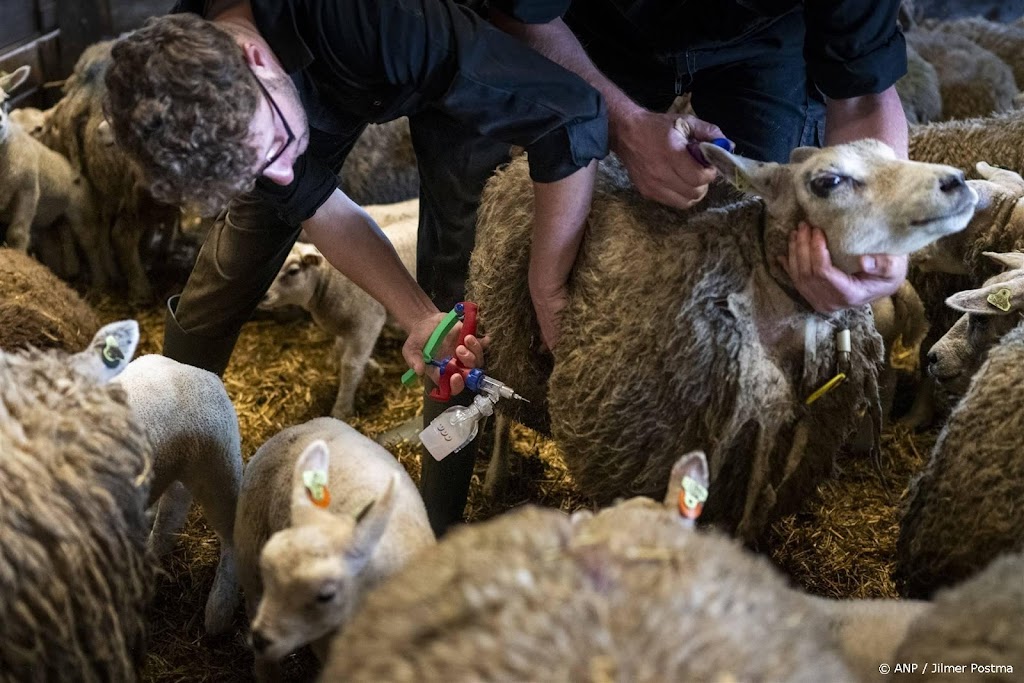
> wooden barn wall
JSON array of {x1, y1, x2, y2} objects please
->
[{"x1": 0, "y1": 0, "x2": 172, "y2": 108}]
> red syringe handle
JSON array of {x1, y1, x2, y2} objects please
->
[{"x1": 428, "y1": 302, "x2": 479, "y2": 402}]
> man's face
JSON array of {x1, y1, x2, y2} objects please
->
[{"x1": 249, "y1": 72, "x2": 310, "y2": 186}]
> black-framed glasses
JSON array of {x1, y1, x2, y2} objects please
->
[{"x1": 252, "y1": 75, "x2": 295, "y2": 174}]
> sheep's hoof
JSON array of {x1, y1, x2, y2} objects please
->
[{"x1": 204, "y1": 551, "x2": 240, "y2": 636}]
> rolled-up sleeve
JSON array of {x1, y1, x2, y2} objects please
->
[
  {"x1": 804, "y1": 0, "x2": 907, "y2": 100},
  {"x1": 254, "y1": 154, "x2": 340, "y2": 225},
  {"x1": 369, "y1": 0, "x2": 609, "y2": 183}
]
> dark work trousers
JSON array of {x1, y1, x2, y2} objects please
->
[
  {"x1": 164, "y1": 110, "x2": 509, "y2": 537},
  {"x1": 565, "y1": 6, "x2": 827, "y2": 162}
]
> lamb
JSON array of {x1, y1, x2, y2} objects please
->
[
  {"x1": 258, "y1": 213, "x2": 417, "y2": 418},
  {"x1": 0, "y1": 248, "x2": 99, "y2": 353},
  {"x1": 895, "y1": 260, "x2": 1024, "y2": 598},
  {"x1": 113, "y1": 354, "x2": 244, "y2": 635},
  {"x1": 339, "y1": 118, "x2": 420, "y2": 205},
  {"x1": 905, "y1": 28, "x2": 1018, "y2": 121},
  {"x1": 234, "y1": 417, "x2": 435, "y2": 675},
  {"x1": 467, "y1": 140, "x2": 976, "y2": 540},
  {"x1": 0, "y1": 319, "x2": 155, "y2": 681},
  {"x1": 892, "y1": 552, "x2": 1024, "y2": 681},
  {"x1": 322, "y1": 451, "x2": 927, "y2": 682},
  {"x1": 872, "y1": 280, "x2": 930, "y2": 420},
  {"x1": 40, "y1": 40, "x2": 181, "y2": 303},
  {"x1": 10, "y1": 105, "x2": 50, "y2": 139},
  {"x1": 0, "y1": 66, "x2": 93, "y2": 279}
]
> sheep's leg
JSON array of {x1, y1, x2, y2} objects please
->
[
  {"x1": 899, "y1": 375, "x2": 936, "y2": 431},
  {"x1": 148, "y1": 481, "x2": 193, "y2": 557},
  {"x1": 331, "y1": 321, "x2": 383, "y2": 419},
  {"x1": 65, "y1": 190, "x2": 110, "y2": 290},
  {"x1": 5, "y1": 188, "x2": 39, "y2": 251},
  {"x1": 56, "y1": 220, "x2": 81, "y2": 280},
  {"x1": 111, "y1": 208, "x2": 154, "y2": 304},
  {"x1": 483, "y1": 413, "x2": 512, "y2": 498}
]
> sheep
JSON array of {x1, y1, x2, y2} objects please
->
[
  {"x1": 10, "y1": 105, "x2": 51, "y2": 139},
  {"x1": 900, "y1": 163, "x2": 1024, "y2": 427},
  {"x1": 922, "y1": 16, "x2": 1024, "y2": 90},
  {"x1": 0, "y1": 319, "x2": 155, "y2": 682},
  {"x1": 905, "y1": 28, "x2": 1018, "y2": 121},
  {"x1": 113, "y1": 354, "x2": 243, "y2": 635},
  {"x1": 0, "y1": 248, "x2": 100, "y2": 353},
  {"x1": 322, "y1": 451, "x2": 926, "y2": 682},
  {"x1": 40, "y1": 40, "x2": 181, "y2": 303},
  {"x1": 908, "y1": 109, "x2": 1024, "y2": 175},
  {"x1": 873, "y1": 280, "x2": 930, "y2": 420},
  {"x1": 892, "y1": 552, "x2": 1024, "y2": 681},
  {"x1": 339, "y1": 118, "x2": 419, "y2": 205},
  {"x1": 258, "y1": 214, "x2": 417, "y2": 418},
  {"x1": 234, "y1": 417, "x2": 435, "y2": 675},
  {"x1": 0, "y1": 66, "x2": 93, "y2": 279},
  {"x1": 894, "y1": 260, "x2": 1024, "y2": 598},
  {"x1": 467, "y1": 140, "x2": 976, "y2": 540},
  {"x1": 897, "y1": 43, "x2": 943, "y2": 125}
]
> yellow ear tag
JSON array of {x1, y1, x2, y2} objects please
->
[
  {"x1": 805, "y1": 372, "x2": 847, "y2": 406},
  {"x1": 678, "y1": 475, "x2": 709, "y2": 520},
  {"x1": 303, "y1": 470, "x2": 331, "y2": 508},
  {"x1": 987, "y1": 288, "x2": 1013, "y2": 312},
  {"x1": 733, "y1": 171, "x2": 752, "y2": 194}
]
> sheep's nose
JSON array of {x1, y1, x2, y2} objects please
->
[
  {"x1": 251, "y1": 630, "x2": 271, "y2": 654},
  {"x1": 927, "y1": 350, "x2": 939, "y2": 366},
  {"x1": 939, "y1": 172, "x2": 966, "y2": 194}
]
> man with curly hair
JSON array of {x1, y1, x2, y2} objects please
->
[{"x1": 104, "y1": 0, "x2": 621, "y2": 534}]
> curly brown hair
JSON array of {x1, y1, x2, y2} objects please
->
[{"x1": 104, "y1": 13, "x2": 261, "y2": 215}]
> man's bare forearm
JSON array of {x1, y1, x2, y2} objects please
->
[
  {"x1": 303, "y1": 190, "x2": 437, "y2": 332},
  {"x1": 825, "y1": 86, "x2": 909, "y2": 159},
  {"x1": 528, "y1": 161, "x2": 597, "y2": 300}
]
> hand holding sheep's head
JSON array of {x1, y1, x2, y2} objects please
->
[{"x1": 701, "y1": 139, "x2": 978, "y2": 273}]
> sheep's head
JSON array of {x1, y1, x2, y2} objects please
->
[
  {"x1": 259, "y1": 242, "x2": 323, "y2": 311},
  {"x1": 0, "y1": 66, "x2": 30, "y2": 142},
  {"x1": 928, "y1": 251, "x2": 1024, "y2": 395},
  {"x1": 703, "y1": 139, "x2": 977, "y2": 273},
  {"x1": 250, "y1": 440, "x2": 398, "y2": 663}
]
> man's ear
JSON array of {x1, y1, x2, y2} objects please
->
[
  {"x1": 702, "y1": 144, "x2": 788, "y2": 201},
  {"x1": 240, "y1": 40, "x2": 274, "y2": 77}
]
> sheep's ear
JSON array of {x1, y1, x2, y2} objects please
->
[
  {"x1": 663, "y1": 450, "x2": 709, "y2": 528},
  {"x1": 69, "y1": 319, "x2": 140, "y2": 382},
  {"x1": 983, "y1": 251, "x2": 1024, "y2": 272},
  {"x1": 946, "y1": 279, "x2": 1024, "y2": 315},
  {"x1": 703, "y1": 144, "x2": 787, "y2": 201},
  {"x1": 0, "y1": 66, "x2": 30, "y2": 95},
  {"x1": 345, "y1": 473, "x2": 399, "y2": 573},
  {"x1": 787, "y1": 146, "x2": 819, "y2": 165},
  {"x1": 291, "y1": 440, "x2": 331, "y2": 519},
  {"x1": 975, "y1": 162, "x2": 1024, "y2": 194},
  {"x1": 301, "y1": 251, "x2": 322, "y2": 268}
]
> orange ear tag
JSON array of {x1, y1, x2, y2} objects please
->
[
  {"x1": 303, "y1": 470, "x2": 332, "y2": 509},
  {"x1": 678, "y1": 475, "x2": 708, "y2": 520}
]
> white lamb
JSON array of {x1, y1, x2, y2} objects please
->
[
  {"x1": 234, "y1": 417, "x2": 435, "y2": 676},
  {"x1": 259, "y1": 212, "x2": 417, "y2": 418},
  {"x1": 0, "y1": 66, "x2": 93, "y2": 280},
  {"x1": 113, "y1": 354, "x2": 244, "y2": 635}
]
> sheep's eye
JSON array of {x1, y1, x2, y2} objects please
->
[
  {"x1": 809, "y1": 173, "x2": 846, "y2": 197},
  {"x1": 285, "y1": 264, "x2": 301, "y2": 277},
  {"x1": 315, "y1": 590, "x2": 335, "y2": 604},
  {"x1": 968, "y1": 315, "x2": 990, "y2": 333}
]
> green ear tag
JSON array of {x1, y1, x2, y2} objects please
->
[
  {"x1": 101, "y1": 336, "x2": 124, "y2": 368},
  {"x1": 303, "y1": 469, "x2": 329, "y2": 506},
  {"x1": 682, "y1": 476, "x2": 708, "y2": 509},
  {"x1": 987, "y1": 288, "x2": 1013, "y2": 312}
]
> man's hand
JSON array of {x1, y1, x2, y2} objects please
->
[
  {"x1": 402, "y1": 312, "x2": 488, "y2": 394},
  {"x1": 781, "y1": 223, "x2": 908, "y2": 312},
  {"x1": 613, "y1": 111, "x2": 724, "y2": 210}
]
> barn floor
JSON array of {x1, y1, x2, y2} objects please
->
[{"x1": 92, "y1": 293, "x2": 937, "y2": 683}]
